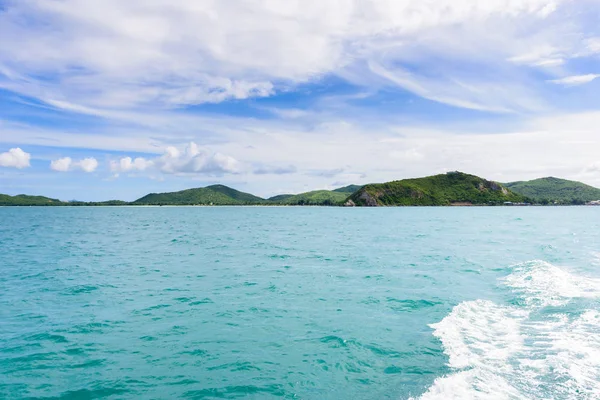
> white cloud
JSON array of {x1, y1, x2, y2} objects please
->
[
  {"x1": 508, "y1": 44, "x2": 564, "y2": 67},
  {"x1": 79, "y1": 157, "x2": 99, "y2": 172},
  {"x1": 8, "y1": 105, "x2": 600, "y2": 195},
  {"x1": 50, "y1": 157, "x2": 72, "y2": 172},
  {"x1": 0, "y1": 147, "x2": 31, "y2": 168},
  {"x1": 253, "y1": 164, "x2": 297, "y2": 175},
  {"x1": 110, "y1": 156, "x2": 152, "y2": 173},
  {"x1": 0, "y1": 0, "x2": 570, "y2": 113},
  {"x1": 156, "y1": 142, "x2": 241, "y2": 175},
  {"x1": 50, "y1": 157, "x2": 98, "y2": 172},
  {"x1": 548, "y1": 74, "x2": 600, "y2": 86},
  {"x1": 577, "y1": 37, "x2": 600, "y2": 57},
  {"x1": 367, "y1": 61, "x2": 519, "y2": 113},
  {"x1": 111, "y1": 142, "x2": 242, "y2": 177},
  {"x1": 6, "y1": 0, "x2": 600, "y2": 198}
]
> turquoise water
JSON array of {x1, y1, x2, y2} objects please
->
[{"x1": 1, "y1": 207, "x2": 600, "y2": 399}]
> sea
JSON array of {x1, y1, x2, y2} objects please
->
[{"x1": 1, "y1": 206, "x2": 600, "y2": 399}]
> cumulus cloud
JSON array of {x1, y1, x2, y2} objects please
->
[
  {"x1": 155, "y1": 142, "x2": 241, "y2": 175},
  {"x1": 50, "y1": 157, "x2": 98, "y2": 172},
  {"x1": 110, "y1": 156, "x2": 152, "y2": 173},
  {"x1": 110, "y1": 143, "x2": 304, "y2": 178},
  {"x1": 111, "y1": 142, "x2": 242, "y2": 177},
  {"x1": 548, "y1": 74, "x2": 600, "y2": 86},
  {"x1": 79, "y1": 158, "x2": 99, "y2": 172},
  {"x1": 0, "y1": 147, "x2": 31, "y2": 168},
  {"x1": 50, "y1": 157, "x2": 72, "y2": 172}
]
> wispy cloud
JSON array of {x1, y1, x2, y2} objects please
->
[
  {"x1": 548, "y1": 74, "x2": 600, "y2": 86},
  {"x1": 0, "y1": 0, "x2": 573, "y2": 114},
  {"x1": 253, "y1": 164, "x2": 298, "y2": 175},
  {"x1": 3, "y1": 0, "x2": 600, "y2": 200}
]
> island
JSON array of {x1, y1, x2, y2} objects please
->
[{"x1": 2, "y1": 172, "x2": 600, "y2": 206}]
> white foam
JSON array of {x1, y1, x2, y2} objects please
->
[
  {"x1": 519, "y1": 310, "x2": 600, "y2": 397},
  {"x1": 502, "y1": 260, "x2": 600, "y2": 307},
  {"x1": 417, "y1": 369, "x2": 522, "y2": 400},
  {"x1": 416, "y1": 261, "x2": 600, "y2": 400},
  {"x1": 429, "y1": 300, "x2": 525, "y2": 370},
  {"x1": 416, "y1": 300, "x2": 526, "y2": 400}
]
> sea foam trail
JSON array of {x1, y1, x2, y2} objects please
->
[
  {"x1": 416, "y1": 261, "x2": 600, "y2": 400},
  {"x1": 502, "y1": 260, "x2": 600, "y2": 307}
]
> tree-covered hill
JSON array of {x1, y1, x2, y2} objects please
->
[
  {"x1": 266, "y1": 185, "x2": 361, "y2": 205},
  {"x1": 0, "y1": 194, "x2": 64, "y2": 206},
  {"x1": 504, "y1": 177, "x2": 600, "y2": 204},
  {"x1": 270, "y1": 190, "x2": 349, "y2": 206},
  {"x1": 133, "y1": 185, "x2": 265, "y2": 205},
  {"x1": 347, "y1": 172, "x2": 527, "y2": 206},
  {"x1": 9, "y1": 175, "x2": 599, "y2": 207},
  {"x1": 267, "y1": 194, "x2": 294, "y2": 202},
  {"x1": 332, "y1": 185, "x2": 362, "y2": 194}
]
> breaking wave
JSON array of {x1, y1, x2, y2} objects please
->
[{"x1": 416, "y1": 260, "x2": 600, "y2": 400}]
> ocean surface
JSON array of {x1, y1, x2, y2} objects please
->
[{"x1": 1, "y1": 207, "x2": 600, "y2": 399}]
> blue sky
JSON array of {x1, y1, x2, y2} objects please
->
[{"x1": 2, "y1": 0, "x2": 600, "y2": 201}]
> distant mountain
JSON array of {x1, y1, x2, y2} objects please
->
[
  {"x1": 8, "y1": 174, "x2": 598, "y2": 207},
  {"x1": 346, "y1": 172, "x2": 527, "y2": 206},
  {"x1": 332, "y1": 184, "x2": 362, "y2": 194},
  {"x1": 70, "y1": 200, "x2": 130, "y2": 206},
  {"x1": 270, "y1": 190, "x2": 349, "y2": 206},
  {"x1": 267, "y1": 185, "x2": 360, "y2": 205},
  {"x1": 133, "y1": 184, "x2": 265, "y2": 205},
  {"x1": 267, "y1": 194, "x2": 294, "y2": 202},
  {"x1": 0, "y1": 194, "x2": 64, "y2": 206},
  {"x1": 504, "y1": 177, "x2": 600, "y2": 204}
]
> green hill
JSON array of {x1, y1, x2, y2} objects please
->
[
  {"x1": 267, "y1": 194, "x2": 294, "y2": 202},
  {"x1": 332, "y1": 185, "x2": 362, "y2": 194},
  {"x1": 10, "y1": 175, "x2": 598, "y2": 207},
  {"x1": 69, "y1": 200, "x2": 129, "y2": 206},
  {"x1": 0, "y1": 194, "x2": 65, "y2": 206},
  {"x1": 267, "y1": 185, "x2": 360, "y2": 205},
  {"x1": 133, "y1": 185, "x2": 265, "y2": 205},
  {"x1": 504, "y1": 177, "x2": 600, "y2": 204},
  {"x1": 347, "y1": 172, "x2": 527, "y2": 206},
  {"x1": 270, "y1": 190, "x2": 349, "y2": 206}
]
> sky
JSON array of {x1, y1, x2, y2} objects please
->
[{"x1": 2, "y1": 0, "x2": 600, "y2": 201}]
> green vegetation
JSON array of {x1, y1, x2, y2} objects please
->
[
  {"x1": 347, "y1": 172, "x2": 527, "y2": 206},
  {"x1": 270, "y1": 190, "x2": 349, "y2": 206},
  {"x1": 133, "y1": 185, "x2": 265, "y2": 205},
  {"x1": 0, "y1": 195, "x2": 129, "y2": 206},
  {"x1": 505, "y1": 177, "x2": 600, "y2": 205},
  {"x1": 5, "y1": 175, "x2": 599, "y2": 207},
  {"x1": 332, "y1": 185, "x2": 362, "y2": 194},
  {"x1": 0, "y1": 194, "x2": 64, "y2": 206},
  {"x1": 267, "y1": 194, "x2": 294, "y2": 202},
  {"x1": 69, "y1": 200, "x2": 130, "y2": 206},
  {"x1": 267, "y1": 185, "x2": 361, "y2": 205}
]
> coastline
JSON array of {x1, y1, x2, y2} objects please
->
[{"x1": 1, "y1": 204, "x2": 597, "y2": 208}]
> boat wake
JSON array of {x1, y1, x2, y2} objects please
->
[{"x1": 416, "y1": 261, "x2": 600, "y2": 400}]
